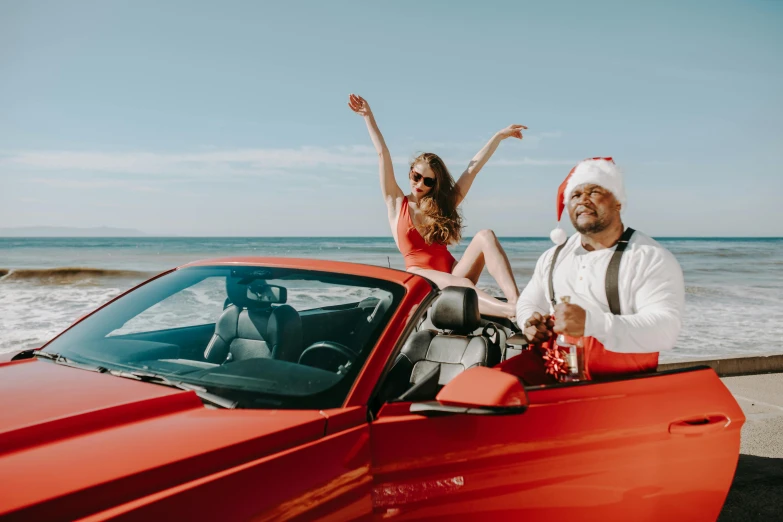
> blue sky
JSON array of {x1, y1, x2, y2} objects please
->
[{"x1": 1, "y1": 1, "x2": 781, "y2": 236}]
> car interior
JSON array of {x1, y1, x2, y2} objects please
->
[
  {"x1": 40, "y1": 264, "x2": 528, "y2": 408},
  {"x1": 118, "y1": 282, "x2": 519, "y2": 400},
  {"x1": 30, "y1": 266, "x2": 402, "y2": 408},
  {"x1": 374, "y1": 286, "x2": 525, "y2": 405},
  {"x1": 100, "y1": 281, "x2": 398, "y2": 382},
  {"x1": 159, "y1": 279, "x2": 522, "y2": 405}
]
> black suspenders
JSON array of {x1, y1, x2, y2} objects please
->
[
  {"x1": 548, "y1": 228, "x2": 636, "y2": 315},
  {"x1": 605, "y1": 227, "x2": 635, "y2": 315},
  {"x1": 548, "y1": 242, "x2": 567, "y2": 310}
]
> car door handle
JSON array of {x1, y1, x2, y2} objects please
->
[{"x1": 669, "y1": 414, "x2": 730, "y2": 435}]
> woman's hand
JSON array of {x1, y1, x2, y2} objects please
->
[
  {"x1": 454, "y1": 122, "x2": 527, "y2": 205},
  {"x1": 348, "y1": 93, "x2": 400, "y2": 200},
  {"x1": 496, "y1": 124, "x2": 527, "y2": 140},
  {"x1": 348, "y1": 94, "x2": 372, "y2": 117}
]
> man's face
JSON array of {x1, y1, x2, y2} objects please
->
[{"x1": 567, "y1": 183, "x2": 621, "y2": 234}]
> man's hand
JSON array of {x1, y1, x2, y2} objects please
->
[
  {"x1": 553, "y1": 303, "x2": 586, "y2": 337},
  {"x1": 523, "y1": 312, "x2": 554, "y2": 344}
]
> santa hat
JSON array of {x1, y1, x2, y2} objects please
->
[{"x1": 549, "y1": 157, "x2": 626, "y2": 244}]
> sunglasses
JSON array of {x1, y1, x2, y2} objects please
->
[{"x1": 410, "y1": 169, "x2": 436, "y2": 188}]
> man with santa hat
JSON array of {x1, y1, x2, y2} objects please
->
[{"x1": 515, "y1": 157, "x2": 685, "y2": 381}]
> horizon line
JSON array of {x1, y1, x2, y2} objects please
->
[{"x1": 1, "y1": 235, "x2": 782, "y2": 240}]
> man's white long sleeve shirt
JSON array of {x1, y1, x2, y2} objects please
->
[{"x1": 516, "y1": 231, "x2": 685, "y2": 353}]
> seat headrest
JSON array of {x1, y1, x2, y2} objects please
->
[{"x1": 430, "y1": 286, "x2": 480, "y2": 332}]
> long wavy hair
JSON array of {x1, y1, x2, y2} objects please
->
[{"x1": 411, "y1": 152, "x2": 463, "y2": 245}]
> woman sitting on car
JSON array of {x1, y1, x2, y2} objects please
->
[{"x1": 348, "y1": 93, "x2": 524, "y2": 320}]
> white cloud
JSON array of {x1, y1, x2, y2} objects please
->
[
  {"x1": 26, "y1": 177, "x2": 162, "y2": 193},
  {"x1": 404, "y1": 131, "x2": 563, "y2": 152},
  {"x1": 0, "y1": 146, "x2": 382, "y2": 178},
  {"x1": 0, "y1": 146, "x2": 575, "y2": 182},
  {"x1": 470, "y1": 157, "x2": 576, "y2": 167}
]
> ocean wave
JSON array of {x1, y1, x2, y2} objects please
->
[
  {"x1": 672, "y1": 250, "x2": 756, "y2": 257},
  {"x1": 685, "y1": 285, "x2": 724, "y2": 296},
  {"x1": 0, "y1": 267, "x2": 149, "y2": 285},
  {"x1": 0, "y1": 284, "x2": 124, "y2": 353}
]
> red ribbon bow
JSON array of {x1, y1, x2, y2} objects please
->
[{"x1": 542, "y1": 345, "x2": 570, "y2": 381}]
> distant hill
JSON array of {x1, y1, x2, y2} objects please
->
[{"x1": 0, "y1": 226, "x2": 148, "y2": 237}]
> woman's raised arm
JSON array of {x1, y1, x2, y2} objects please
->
[
  {"x1": 454, "y1": 124, "x2": 526, "y2": 206},
  {"x1": 348, "y1": 94, "x2": 404, "y2": 206}
]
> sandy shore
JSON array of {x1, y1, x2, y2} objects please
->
[{"x1": 718, "y1": 373, "x2": 783, "y2": 521}]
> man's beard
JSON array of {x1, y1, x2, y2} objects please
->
[{"x1": 571, "y1": 212, "x2": 611, "y2": 234}]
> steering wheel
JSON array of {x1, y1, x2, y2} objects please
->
[{"x1": 298, "y1": 341, "x2": 357, "y2": 373}]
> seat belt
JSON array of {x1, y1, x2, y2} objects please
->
[{"x1": 548, "y1": 227, "x2": 635, "y2": 315}]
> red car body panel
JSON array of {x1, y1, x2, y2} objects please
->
[
  {"x1": 77, "y1": 425, "x2": 373, "y2": 522},
  {"x1": 0, "y1": 258, "x2": 745, "y2": 521},
  {"x1": 0, "y1": 360, "x2": 334, "y2": 521},
  {"x1": 371, "y1": 367, "x2": 743, "y2": 521}
]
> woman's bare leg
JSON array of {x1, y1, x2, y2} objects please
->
[
  {"x1": 408, "y1": 267, "x2": 515, "y2": 319},
  {"x1": 452, "y1": 229, "x2": 519, "y2": 307}
]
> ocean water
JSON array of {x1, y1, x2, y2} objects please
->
[{"x1": 1, "y1": 237, "x2": 781, "y2": 363}]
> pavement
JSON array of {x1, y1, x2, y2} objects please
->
[{"x1": 717, "y1": 373, "x2": 783, "y2": 521}]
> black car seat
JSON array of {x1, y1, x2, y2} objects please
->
[
  {"x1": 418, "y1": 299, "x2": 511, "y2": 357},
  {"x1": 382, "y1": 286, "x2": 501, "y2": 400},
  {"x1": 204, "y1": 278, "x2": 302, "y2": 364}
]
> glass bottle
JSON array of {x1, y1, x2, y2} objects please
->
[{"x1": 556, "y1": 296, "x2": 586, "y2": 382}]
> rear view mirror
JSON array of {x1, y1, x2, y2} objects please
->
[
  {"x1": 410, "y1": 367, "x2": 528, "y2": 416},
  {"x1": 247, "y1": 283, "x2": 287, "y2": 304}
]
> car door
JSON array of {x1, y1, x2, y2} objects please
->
[{"x1": 369, "y1": 367, "x2": 744, "y2": 521}]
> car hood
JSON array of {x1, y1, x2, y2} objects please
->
[{"x1": 0, "y1": 359, "x2": 327, "y2": 520}]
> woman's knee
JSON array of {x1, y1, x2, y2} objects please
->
[{"x1": 476, "y1": 229, "x2": 498, "y2": 245}]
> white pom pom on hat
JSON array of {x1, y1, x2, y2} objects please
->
[
  {"x1": 549, "y1": 226, "x2": 568, "y2": 245},
  {"x1": 550, "y1": 156, "x2": 625, "y2": 244}
]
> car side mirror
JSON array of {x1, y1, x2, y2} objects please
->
[{"x1": 409, "y1": 367, "x2": 528, "y2": 416}]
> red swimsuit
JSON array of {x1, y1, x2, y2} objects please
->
[{"x1": 397, "y1": 197, "x2": 456, "y2": 273}]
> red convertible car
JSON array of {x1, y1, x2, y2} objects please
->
[{"x1": 0, "y1": 258, "x2": 743, "y2": 521}]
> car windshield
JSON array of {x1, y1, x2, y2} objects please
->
[{"x1": 42, "y1": 265, "x2": 404, "y2": 409}]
